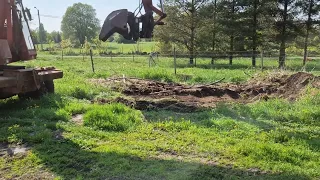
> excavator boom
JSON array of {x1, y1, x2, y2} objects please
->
[{"x1": 0, "y1": 0, "x2": 37, "y2": 65}]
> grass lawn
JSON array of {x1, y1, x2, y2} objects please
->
[{"x1": 0, "y1": 55, "x2": 319, "y2": 179}]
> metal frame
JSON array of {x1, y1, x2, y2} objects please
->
[{"x1": 0, "y1": 0, "x2": 63, "y2": 99}]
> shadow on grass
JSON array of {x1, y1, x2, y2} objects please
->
[
  {"x1": 144, "y1": 102, "x2": 319, "y2": 155},
  {"x1": 143, "y1": 104, "x2": 274, "y2": 131},
  {"x1": 31, "y1": 137, "x2": 310, "y2": 180},
  {"x1": 0, "y1": 97, "x2": 313, "y2": 179}
]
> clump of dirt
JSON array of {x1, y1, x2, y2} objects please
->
[{"x1": 90, "y1": 72, "x2": 319, "y2": 112}]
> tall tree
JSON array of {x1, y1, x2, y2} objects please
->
[
  {"x1": 197, "y1": 0, "x2": 219, "y2": 64},
  {"x1": 218, "y1": 0, "x2": 240, "y2": 65},
  {"x1": 251, "y1": 0, "x2": 259, "y2": 67},
  {"x1": 154, "y1": 0, "x2": 209, "y2": 64},
  {"x1": 50, "y1": 31, "x2": 62, "y2": 43},
  {"x1": 39, "y1": 23, "x2": 47, "y2": 44},
  {"x1": 276, "y1": 0, "x2": 300, "y2": 68},
  {"x1": 296, "y1": 0, "x2": 320, "y2": 65},
  {"x1": 30, "y1": 30, "x2": 39, "y2": 44},
  {"x1": 61, "y1": 3, "x2": 100, "y2": 45},
  {"x1": 57, "y1": 32, "x2": 62, "y2": 43},
  {"x1": 241, "y1": 0, "x2": 273, "y2": 67}
]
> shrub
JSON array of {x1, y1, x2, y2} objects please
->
[{"x1": 83, "y1": 103, "x2": 144, "y2": 132}]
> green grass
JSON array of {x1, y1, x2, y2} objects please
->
[
  {"x1": 40, "y1": 41, "x2": 157, "y2": 55},
  {"x1": 0, "y1": 54, "x2": 319, "y2": 179},
  {"x1": 83, "y1": 103, "x2": 144, "y2": 131}
]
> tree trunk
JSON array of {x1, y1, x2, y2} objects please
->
[
  {"x1": 190, "y1": 0, "x2": 196, "y2": 64},
  {"x1": 229, "y1": 35, "x2": 234, "y2": 65},
  {"x1": 252, "y1": 0, "x2": 258, "y2": 67},
  {"x1": 229, "y1": 0, "x2": 235, "y2": 65},
  {"x1": 303, "y1": 0, "x2": 313, "y2": 66},
  {"x1": 279, "y1": 0, "x2": 288, "y2": 69},
  {"x1": 211, "y1": 0, "x2": 217, "y2": 65}
]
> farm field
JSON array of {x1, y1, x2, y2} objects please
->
[
  {"x1": 40, "y1": 42, "x2": 158, "y2": 55},
  {"x1": 0, "y1": 55, "x2": 319, "y2": 179}
]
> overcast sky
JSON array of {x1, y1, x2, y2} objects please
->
[{"x1": 23, "y1": 0, "x2": 151, "y2": 32}]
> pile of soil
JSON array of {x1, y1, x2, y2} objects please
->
[{"x1": 91, "y1": 72, "x2": 319, "y2": 111}]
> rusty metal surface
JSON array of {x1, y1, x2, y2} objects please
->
[
  {"x1": 38, "y1": 70, "x2": 63, "y2": 81},
  {"x1": 3, "y1": 69, "x2": 39, "y2": 93},
  {"x1": 0, "y1": 40, "x2": 12, "y2": 65},
  {"x1": 0, "y1": 76, "x2": 16, "y2": 88},
  {"x1": 0, "y1": 66, "x2": 63, "y2": 99}
]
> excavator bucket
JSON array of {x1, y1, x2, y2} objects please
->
[{"x1": 99, "y1": 9, "x2": 130, "y2": 42}]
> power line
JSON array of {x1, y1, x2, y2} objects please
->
[
  {"x1": 31, "y1": 14, "x2": 104, "y2": 22},
  {"x1": 32, "y1": 14, "x2": 61, "y2": 19}
]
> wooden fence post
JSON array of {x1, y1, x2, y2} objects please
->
[
  {"x1": 261, "y1": 49, "x2": 264, "y2": 72},
  {"x1": 174, "y1": 46, "x2": 177, "y2": 75},
  {"x1": 90, "y1": 49, "x2": 95, "y2": 73}
]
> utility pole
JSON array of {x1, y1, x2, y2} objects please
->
[{"x1": 34, "y1": 7, "x2": 43, "y2": 50}]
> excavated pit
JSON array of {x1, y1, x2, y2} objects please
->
[{"x1": 91, "y1": 72, "x2": 320, "y2": 112}]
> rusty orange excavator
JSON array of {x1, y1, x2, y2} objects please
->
[{"x1": 0, "y1": 0, "x2": 63, "y2": 99}]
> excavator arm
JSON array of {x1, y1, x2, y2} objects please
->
[
  {"x1": 0, "y1": 0, "x2": 37, "y2": 65},
  {"x1": 99, "y1": 0, "x2": 166, "y2": 42}
]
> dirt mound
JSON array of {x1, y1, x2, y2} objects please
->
[{"x1": 91, "y1": 72, "x2": 319, "y2": 111}]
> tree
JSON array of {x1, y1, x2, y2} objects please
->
[
  {"x1": 46, "y1": 32, "x2": 52, "y2": 44},
  {"x1": 296, "y1": 0, "x2": 320, "y2": 65},
  {"x1": 240, "y1": 0, "x2": 275, "y2": 66},
  {"x1": 39, "y1": 23, "x2": 47, "y2": 44},
  {"x1": 61, "y1": 3, "x2": 100, "y2": 45},
  {"x1": 276, "y1": 0, "x2": 300, "y2": 68},
  {"x1": 155, "y1": 0, "x2": 209, "y2": 64},
  {"x1": 218, "y1": 0, "x2": 242, "y2": 65},
  {"x1": 57, "y1": 33, "x2": 62, "y2": 43},
  {"x1": 61, "y1": 38, "x2": 73, "y2": 50},
  {"x1": 50, "y1": 31, "x2": 62, "y2": 43},
  {"x1": 30, "y1": 30, "x2": 39, "y2": 44},
  {"x1": 196, "y1": 0, "x2": 221, "y2": 64}
]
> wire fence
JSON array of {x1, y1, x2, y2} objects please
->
[{"x1": 41, "y1": 50, "x2": 320, "y2": 74}]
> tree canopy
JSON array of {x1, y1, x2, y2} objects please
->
[
  {"x1": 154, "y1": 0, "x2": 320, "y2": 67},
  {"x1": 61, "y1": 3, "x2": 100, "y2": 45}
]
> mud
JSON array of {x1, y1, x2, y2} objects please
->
[{"x1": 91, "y1": 72, "x2": 319, "y2": 111}]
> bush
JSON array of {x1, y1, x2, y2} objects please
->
[{"x1": 83, "y1": 103, "x2": 144, "y2": 132}]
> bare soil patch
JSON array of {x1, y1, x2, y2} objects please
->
[
  {"x1": 91, "y1": 72, "x2": 319, "y2": 111},
  {"x1": 0, "y1": 143, "x2": 30, "y2": 157},
  {"x1": 71, "y1": 114, "x2": 84, "y2": 126}
]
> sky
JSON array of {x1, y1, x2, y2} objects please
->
[{"x1": 23, "y1": 0, "x2": 153, "y2": 32}]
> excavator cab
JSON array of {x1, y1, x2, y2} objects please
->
[{"x1": 99, "y1": 0, "x2": 165, "y2": 42}]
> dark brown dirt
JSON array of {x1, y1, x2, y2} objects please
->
[{"x1": 91, "y1": 72, "x2": 319, "y2": 112}]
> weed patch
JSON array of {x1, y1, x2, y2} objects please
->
[{"x1": 83, "y1": 103, "x2": 144, "y2": 132}]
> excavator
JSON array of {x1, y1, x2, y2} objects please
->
[
  {"x1": 0, "y1": 0, "x2": 165, "y2": 99},
  {"x1": 0, "y1": 0, "x2": 63, "y2": 99},
  {"x1": 99, "y1": 0, "x2": 166, "y2": 42}
]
